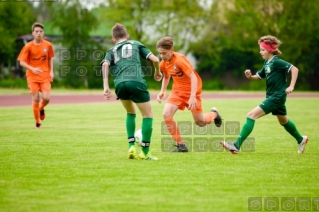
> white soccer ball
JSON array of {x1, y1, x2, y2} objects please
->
[{"x1": 134, "y1": 129, "x2": 143, "y2": 146}]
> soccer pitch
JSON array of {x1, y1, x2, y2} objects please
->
[{"x1": 1, "y1": 97, "x2": 318, "y2": 212}]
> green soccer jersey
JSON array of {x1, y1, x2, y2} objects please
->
[
  {"x1": 101, "y1": 40, "x2": 152, "y2": 86},
  {"x1": 257, "y1": 56, "x2": 293, "y2": 97}
]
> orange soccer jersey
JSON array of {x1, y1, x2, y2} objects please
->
[
  {"x1": 17, "y1": 39, "x2": 54, "y2": 83},
  {"x1": 160, "y1": 52, "x2": 202, "y2": 96}
]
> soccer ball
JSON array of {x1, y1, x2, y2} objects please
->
[{"x1": 134, "y1": 129, "x2": 142, "y2": 146}]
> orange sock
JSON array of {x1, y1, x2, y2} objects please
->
[
  {"x1": 32, "y1": 102, "x2": 40, "y2": 124},
  {"x1": 164, "y1": 118, "x2": 184, "y2": 144},
  {"x1": 39, "y1": 100, "x2": 49, "y2": 111},
  {"x1": 203, "y1": 112, "x2": 217, "y2": 124}
]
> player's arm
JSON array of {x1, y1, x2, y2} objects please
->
[
  {"x1": 19, "y1": 61, "x2": 42, "y2": 74},
  {"x1": 245, "y1": 69, "x2": 261, "y2": 80},
  {"x1": 148, "y1": 54, "x2": 162, "y2": 81},
  {"x1": 157, "y1": 74, "x2": 170, "y2": 103},
  {"x1": 17, "y1": 45, "x2": 37, "y2": 74},
  {"x1": 160, "y1": 74, "x2": 170, "y2": 92},
  {"x1": 48, "y1": 44, "x2": 55, "y2": 81},
  {"x1": 189, "y1": 72, "x2": 197, "y2": 97},
  {"x1": 49, "y1": 57, "x2": 54, "y2": 81},
  {"x1": 286, "y1": 66, "x2": 298, "y2": 94},
  {"x1": 102, "y1": 61, "x2": 112, "y2": 100},
  {"x1": 187, "y1": 72, "x2": 197, "y2": 110}
]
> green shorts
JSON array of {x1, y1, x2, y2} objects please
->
[
  {"x1": 115, "y1": 81, "x2": 150, "y2": 103},
  {"x1": 259, "y1": 94, "x2": 287, "y2": 115}
]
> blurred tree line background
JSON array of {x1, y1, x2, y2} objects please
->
[{"x1": 0, "y1": 0, "x2": 318, "y2": 90}]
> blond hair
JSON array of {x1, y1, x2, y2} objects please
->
[{"x1": 258, "y1": 35, "x2": 282, "y2": 55}]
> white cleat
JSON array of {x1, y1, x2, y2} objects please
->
[{"x1": 298, "y1": 136, "x2": 308, "y2": 154}]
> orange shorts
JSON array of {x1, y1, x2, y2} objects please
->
[
  {"x1": 27, "y1": 82, "x2": 51, "y2": 93},
  {"x1": 166, "y1": 92, "x2": 202, "y2": 113}
]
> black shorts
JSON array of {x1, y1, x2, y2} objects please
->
[
  {"x1": 115, "y1": 81, "x2": 150, "y2": 103},
  {"x1": 259, "y1": 95, "x2": 287, "y2": 115}
]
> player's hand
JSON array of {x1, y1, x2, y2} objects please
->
[
  {"x1": 157, "y1": 92, "x2": 165, "y2": 103},
  {"x1": 245, "y1": 69, "x2": 252, "y2": 79},
  {"x1": 32, "y1": 68, "x2": 43, "y2": 74},
  {"x1": 187, "y1": 96, "x2": 197, "y2": 110},
  {"x1": 50, "y1": 72, "x2": 54, "y2": 82},
  {"x1": 286, "y1": 86, "x2": 294, "y2": 94},
  {"x1": 154, "y1": 72, "x2": 162, "y2": 81},
  {"x1": 103, "y1": 88, "x2": 112, "y2": 100}
]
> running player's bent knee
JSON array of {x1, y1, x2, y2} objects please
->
[
  {"x1": 42, "y1": 97, "x2": 50, "y2": 102},
  {"x1": 195, "y1": 121, "x2": 206, "y2": 127},
  {"x1": 162, "y1": 113, "x2": 172, "y2": 120}
]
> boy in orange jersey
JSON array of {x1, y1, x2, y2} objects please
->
[
  {"x1": 17, "y1": 22, "x2": 55, "y2": 128},
  {"x1": 156, "y1": 36, "x2": 222, "y2": 152}
]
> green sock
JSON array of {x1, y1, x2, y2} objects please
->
[
  {"x1": 126, "y1": 113, "x2": 136, "y2": 148},
  {"x1": 234, "y1": 117, "x2": 255, "y2": 149},
  {"x1": 141, "y1": 117, "x2": 153, "y2": 154},
  {"x1": 282, "y1": 120, "x2": 303, "y2": 143}
]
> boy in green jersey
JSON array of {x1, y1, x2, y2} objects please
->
[
  {"x1": 221, "y1": 35, "x2": 308, "y2": 154},
  {"x1": 101, "y1": 23, "x2": 162, "y2": 160}
]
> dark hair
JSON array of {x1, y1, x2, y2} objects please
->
[
  {"x1": 112, "y1": 23, "x2": 128, "y2": 40},
  {"x1": 156, "y1": 36, "x2": 174, "y2": 49},
  {"x1": 32, "y1": 22, "x2": 44, "y2": 32}
]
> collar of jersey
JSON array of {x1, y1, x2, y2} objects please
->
[
  {"x1": 165, "y1": 53, "x2": 176, "y2": 63},
  {"x1": 266, "y1": 55, "x2": 277, "y2": 64}
]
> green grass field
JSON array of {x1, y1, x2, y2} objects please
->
[{"x1": 1, "y1": 97, "x2": 318, "y2": 212}]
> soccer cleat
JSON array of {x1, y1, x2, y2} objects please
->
[
  {"x1": 172, "y1": 143, "x2": 189, "y2": 152},
  {"x1": 128, "y1": 146, "x2": 137, "y2": 159},
  {"x1": 298, "y1": 136, "x2": 308, "y2": 154},
  {"x1": 211, "y1": 107, "x2": 222, "y2": 127},
  {"x1": 40, "y1": 110, "x2": 45, "y2": 120},
  {"x1": 220, "y1": 141, "x2": 239, "y2": 154},
  {"x1": 138, "y1": 151, "x2": 158, "y2": 160},
  {"x1": 35, "y1": 123, "x2": 41, "y2": 129}
]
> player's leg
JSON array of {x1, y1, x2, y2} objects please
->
[
  {"x1": 135, "y1": 101, "x2": 153, "y2": 155},
  {"x1": 39, "y1": 82, "x2": 51, "y2": 120},
  {"x1": 190, "y1": 96, "x2": 205, "y2": 126},
  {"x1": 164, "y1": 92, "x2": 184, "y2": 143},
  {"x1": 221, "y1": 106, "x2": 265, "y2": 154},
  {"x1": 222, "y1": 98, "x2": 272, "y2": 153},
  {"x1": 131, "y1": 82, "x2": 157, "y2": 160},
  {"x1": 120, "y1": 99, "x2": 137, "y2": 148},
  {"x1": 278, "y1": 115, "x2": 303, "y2": 142},
  {"x1": 190, "y1": 96, "x2": 222, "y2": 127},
  {"x1": 235, "y1": 106, "x2": 265, "y2": 148},
  {"x1": 28, "y1": 82, "x2": 41, "y2": 128},
  {"x1": 115, "y1": 82, "x2": 138, "y2": 159},
  {"x1": 120, "y1": 99, "x2": 138, "y2": 159},
  {"x1": 277, "y1": 110, "x2": 308, "y2": 153},
  {"x1": 192, "y1": 110, "x2": 222, "y2": 127},
  {"x1": 135, "y1": 101, "x2": 158, "y2": 160},
  {"x1": 162, "y1": 102, "x2": 188, "y2": 152},
  {"x1": 191, "y1": 112, "x2": 205, "y2": 126}
]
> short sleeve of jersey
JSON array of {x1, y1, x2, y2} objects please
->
[
  {"x1": 257, "y1": 67, "x2": 265, "y2": 79},
  {"x1": 137, "y1": 41, "x2": 152, "y2": 59},
  {"x1": 274, "y1": 58, "x2": 293, "y2": 72},
  {"x1": 48, "y1": 43, "x2": 54, "y2": 58},
  {"x1": 257, "y1": 60, "x2": 267, "y2": 79},
  {"x1": 100, "y1": 49, "x2": 114, "y2": 66},
  {"x1": 17, "y1": 44, "x2": 30, "y2": 61},
  {"x1": 176, "y1": 55, "x2": 194, "y2": 76}
]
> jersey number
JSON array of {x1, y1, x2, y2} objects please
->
[{"x1": 113, "y1": 44, "x2": 133, "y2": 63}]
